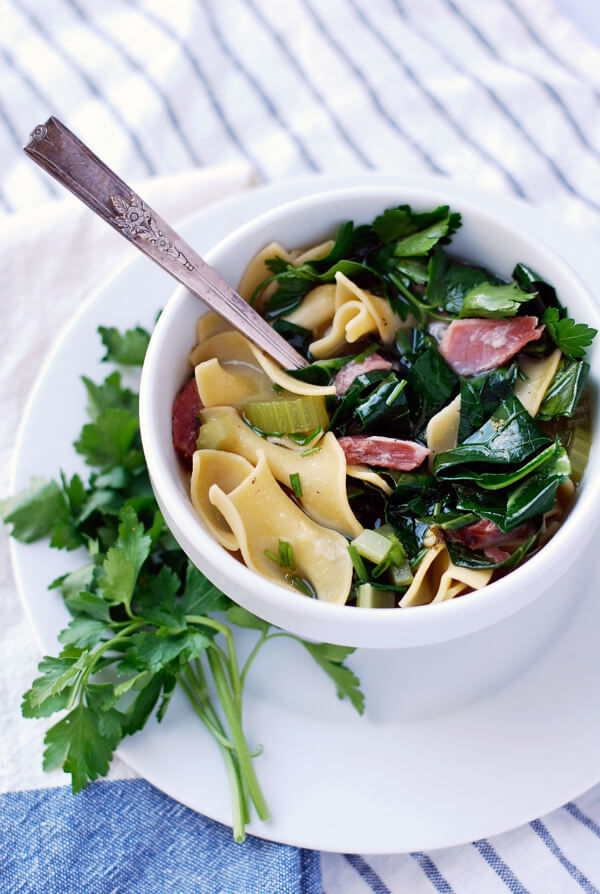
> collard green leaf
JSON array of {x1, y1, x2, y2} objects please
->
[
  {"x1": 505, "y1": 444, "x2": 571, "y2": 528},
  {"x1": 436, "y1": 440, "x2": 559, "y2": 491},
  {"x1": 404, "y1": 343, "x2": 459, "y2": 432},
  {"x1": 434, "y1": 396, "x2": 551, "y2": 474},
  {"x1": 271, "y1": 318, "x2": 313, "y2": 355},
  {"x1": 286, "y1": 353, "x2": 356, "y2": 386},
  {"x1": 458, "y1": 364, "x2": 518, "y2": 442},
  {"x1": 354, "y1": 373, "x2": 409, "y2": 436},
  {"x1": 537, "y1": 359, "x2": 590, "y2": 421}
]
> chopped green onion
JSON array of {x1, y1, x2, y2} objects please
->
[
  {"x1": 278, "y1": 539, "x2": 295, "y2": 570},
  {"x1": 385, "y1": 379, "x2": 406, "y2": 407},
  {"x1": 287, "y1": 428, "x2": 321, "y2": 445},
  {"x1": 301, "y1": 446, "x2": 322, "y2": 457},
  {"x1": 347, "y1": 544, "x2": 369, "y2": 580},
  {"x1": 289, "y1": 472, "x2": 303, "y2": 498},
  {"x1": 263, "y1": 549, "x2": 279, "y2": 564},
  {"x1": 244, "y1": 395, "x2": 329, "y2": 434},
  {"x1": 289, "y1": 575, "x2": 316, "y2": 597}
]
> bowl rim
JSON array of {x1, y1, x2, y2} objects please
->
[{"x1": 139, "y1": 184, "x2": 600, "y2": 643}]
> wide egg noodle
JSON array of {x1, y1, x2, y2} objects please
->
[
  {"x1": 398, "y1": 541, "x2": 492, "y2": 607},
  {"x1": 308, "y1": 272, "x2": 405, "y2": 358},
  {"x1": 431, "y1": 562, "x2": 493, "y2": 604},
  {"x1": 283, "y1": 283, "x2": 337, "y2": 334},
  {"x1": 196, "y1": 358, "x2": 271, "y2": 409},
  {"x1": 195, "y1": 311, "x2": 234, "y2": 346},
  {"x1": 309, "y1": 300, "x2": 374, "y2": 358},
  {"x1": 208, "y1": 452, "x2": 353, "y2": 604},
  {"x1": 191, "y1": 329, "x2": 335, "y2": 398},
  {"x1": 515, "y1": 348, "x2": 562, "y2": 417},
  {"x1": 426, "y1": 394, "x2": 461, "y2": 469},
  {"x1": 190, "y1": 450, "x2": 254, "y2": 550},
  {"x1": 237, "y1": 242, "x2": 292, "y2": 304},
  {"x1": 200, "y1": 406, "x2": 363, "y2": 538},
  {"x1": 237, "y1": 239, "x2": 335, "y2": 307},
  {"x1": 398, "y1": 542, "x2": 448, "y2": 607},
  {"x1": 346, "y1": 464, "x2": 393, "y2": 496}
]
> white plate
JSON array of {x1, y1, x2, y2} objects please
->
[{"x1": 10, "y1": 174, "x2": 600, "y2": 854}]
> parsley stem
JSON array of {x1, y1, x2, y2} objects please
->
[
  {"x1": 240, "y1": 631, "x2": 269, "y2": 690},
  {"x1": 67, "y1": 620, "x2": 145, "y2": 710},
  {"x1": 180, "y1": 668, "x2": 247, "y2": 842},
  {"x1": 206, "y1": 647, "x2": 270, "y2": 822},
  {"x1": 185, "y1": 615, "x2": 243, "y2": 709}
]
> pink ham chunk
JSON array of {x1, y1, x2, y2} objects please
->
[
  {"x1": 338, "y1": 435, "x2": 429, "y2": 470},
  {"x1": 335, "y1": 353, "x2": 393, "y2": 395},
  {"x1": 446, "y1": 518, "x2": 534, "y2": 559},
  {"x1": 439, "y1": 317, "x2": 544, "y2": 376}
]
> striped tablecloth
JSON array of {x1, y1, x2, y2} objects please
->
[{"x1": 2, "y1": 1, "x2": 600, "y2": 891}]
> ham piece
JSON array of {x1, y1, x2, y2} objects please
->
[
  {"x1": 335, "y1": 353, "x2": 393, "y2": 395},
  {"x1": 439, "y1": 316, "x2": 544, "y2": 376},
  {"x1": 172, "y1": 377, "x2": 203, "y2": 464},
  {"x1": 446, "y1": 518, "x2": 535, "y2": 561},
  {"x1": 338, "y1": 435, "x2": 429, "y2": 470}
]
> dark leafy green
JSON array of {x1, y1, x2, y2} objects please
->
[
  {"x1": 458, "y1": 364, "x2": 518, "y2": 441},
  {"x1": 537, "y1": 359, "x2": 590, "y2": 421}
]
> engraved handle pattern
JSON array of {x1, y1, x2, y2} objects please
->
[{"x1": 24, "y1": 117, "x2": 307, "y2": 370}]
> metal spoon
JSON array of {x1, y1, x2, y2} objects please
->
[{"x1": 24, "y1": 116, "x2": 307, "y2": 370}]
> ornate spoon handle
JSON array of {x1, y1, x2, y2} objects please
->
[{"x1": 24, "y1": 117, "x2": 307, "y2": 370}]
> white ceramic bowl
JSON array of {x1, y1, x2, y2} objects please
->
[{"x1": 139, "y1": 186, "x2": 600, "y2": 648}]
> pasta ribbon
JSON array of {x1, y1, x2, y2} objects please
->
[
  {"x1": 309, "y1": 272, "x2": 404, "y2": 358},
  {"x1": 237, "y1": 242, "x2": 292, "y2": 304},
  {"x1": 284, "y1": 284, "x2": 337, "y2": 334},
  {"x1": 426, "y1": 394, "x2": 461, "y2": 469},
  {"x1": 191, "y1": 329, "x2": 336, "y2": 398},
  {"x1": 200, "y1": 406, "x2": 363, "y2": 538},
  {"x1": 346, "y1": 464, "x2": 393, "y2": 496},
  {"x1": 190, "y1": 450, "x2": 254, "y2": 550},
  {"x1": 399, "y1": 541, "x2": 492, "y2": 607},
  {"x1": 208, "y1": 452, "x2": 353, "y2": 604},
  {"x1": 515, "y1": 348, "x2": 562, "y2": 417}
]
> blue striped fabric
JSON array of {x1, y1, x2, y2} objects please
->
[{"x1": 2, "y1": 1, "x2": 600, "y2": 892}]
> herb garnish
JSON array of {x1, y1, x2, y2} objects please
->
[{"x1": 1, "y1": 325, "x2": 364, "y2": 843}]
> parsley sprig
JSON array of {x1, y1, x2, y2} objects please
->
[{"x1": 1, "y1": 324, "x2": 364, "y2": 842}]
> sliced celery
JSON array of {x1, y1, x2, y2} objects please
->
[
  {"x1": 387, "y1": 562, "x2": 413, "y2": 587},
  {"x1": 568, "y1": 425, "x2": 591, "y2": 484},
  {"x1": 196, "y1": 414, "x2": 235, "y2": 450},
  {"x1": 351, "y1": 529, "x2": 393, "y2": 565},
  {"x1": 244, "y1": 395, "x2": 329, "y2": 434},
  {"x1": 357, "y1": 583, "x2": 396, "y2": 608}
]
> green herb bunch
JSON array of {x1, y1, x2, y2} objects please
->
[{"x1": 0, "y1": 325, "x2": 364, "y2": 842}]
